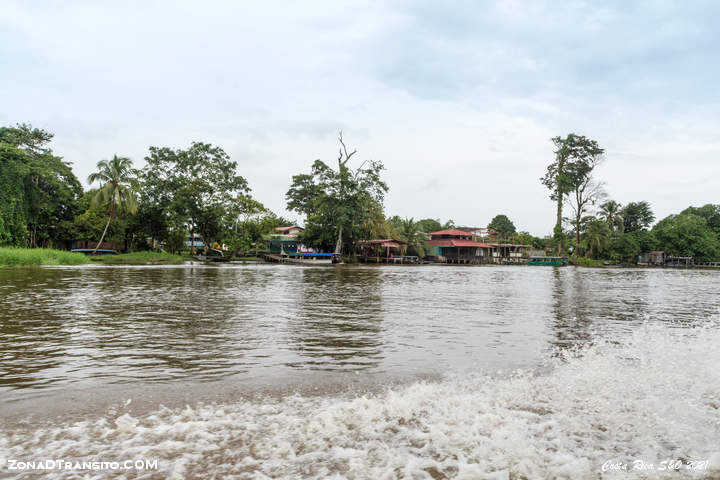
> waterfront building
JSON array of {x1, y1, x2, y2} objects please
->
[{"x1": 426, "y1": 229, "x2": 493, "y2": 264}]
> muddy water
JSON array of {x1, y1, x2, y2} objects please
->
[{"x1": 1, "y1": 265, "x2": 719, "y2": 478}]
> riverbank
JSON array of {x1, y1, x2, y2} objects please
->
[
  {"x1": 0, "y1": 247, "x2": 91, "y2": 266},
  {"x1": 89, "y1": 251, "x2": 190, "y2": 265}
]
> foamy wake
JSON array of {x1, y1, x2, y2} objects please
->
[{"x1": 2, "y1": 323, "x2": 720, "y2": 479}]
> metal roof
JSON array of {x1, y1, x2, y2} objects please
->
[
  {"x1": 357, "y1": 238, "x2": 407, "y2": 245},
  {"x1": 426, "y1": 239, "x2": 492, "y2": 248},
  {"x1": 428, "y1": 229, "x2": 474, "y2": 237}
]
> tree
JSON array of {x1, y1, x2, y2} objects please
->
[
  {"x1": 541, "y1": 134, "x2": 604, "y2": 254},
  {"x1": 286, "y1": 173, "x2": 322, "y2": 220},
  {"x1": 681, "y1": 204, "x2": 720, "y2": 236},
  {"x1": 0, "y1": 124, "x2": 82, "y2": 247},
  {"x1": 142, "y1": 143, "x2": 249, "y2": 254},
  {"x1": 567, "y1": 155, "x2": 605, "y2": 255},
  {"x1": 224, "y1": 194, "x2": 275, "y2": 254},
  {"x1": 87, "y1": 155, "x2": 139, "y2": 252},
  {"x1": 416, "y1": 218, "x2": 443, "y2": 233},
  {"x1": 391, "y1": 217, "x2": 426, "y2": 257},
  {"x1": 621, "y1": 201, "x2": 655, "y2": 232},
  {"x1": 582, "y1": 217, "x2": 611, "y2": 259},
  {"x1": 286, "y1": 132, "x2": 388, "y2": 254},
  {"x1": 609, "y1": 231, "x2": 640, "y2": 263},
  {"x1": 652, "y1": 213, "x2": 720, "y2": 262},
  {"x1": 599, "y1": 200, "x2": 623, "y2": 231},
  {"x1": 487, "y1": 214, "x2": 516, "y2": 237}
]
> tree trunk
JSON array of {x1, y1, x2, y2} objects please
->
[
  {"x1": 94, "y1": 216, "x2": 112, "y2": 254},
  {"x1": 575, "y1": 213, "x2": 581, "y2": 256},
  {"x1": 190, "y1": 225, "x2": 195, "y2": 255},
  {"x1": 556, "y1": 193, "x2": 563, "y2": 256},
  {"x1": 334, "y1": 225, "x2": 343, "y2": 255}
]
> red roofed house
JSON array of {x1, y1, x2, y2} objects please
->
[{"x1": 426, "y1": 229, "x2": 493, "y2": 264}]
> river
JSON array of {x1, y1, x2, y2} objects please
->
[{"x1": 1, "y1": 264, "x2": 719, "y2": 479}]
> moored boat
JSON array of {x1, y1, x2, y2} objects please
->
[{"x1": 264, "y1": 252, "x2": 341, "y2": 265}]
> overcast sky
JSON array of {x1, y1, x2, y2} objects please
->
[{"x1": 2, "y1": 1, "x2": 719, "y2": 235}]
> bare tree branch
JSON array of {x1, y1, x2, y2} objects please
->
[{"x1": 338, "y1": 131, "x2": 357, "y2": 166}]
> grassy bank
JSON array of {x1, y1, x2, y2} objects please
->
[
  {"x1": 90, "y1": 251, "x2": 188, "y2": 265},
  {"x1": 570, "y1": 256, "x2": 615, "y2": 267},
  {"x1": 0, "y1": 247, "x2": 92, "y2": 266}
]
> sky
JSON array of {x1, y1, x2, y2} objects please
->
[{"x1": 2, "y1": 0, "x2": 719, "y2": 236}]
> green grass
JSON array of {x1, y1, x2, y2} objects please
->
[
  {"x1": 90, "y1": 251, "x2": 187, "y2": 265},
  {"x1": 0, "y1": 247, "x2": 92, "y2": 266}
]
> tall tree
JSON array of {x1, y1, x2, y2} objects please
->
[
  {"x1": 541, "y1": 134, "x2": 604, "y2": 254},
  {"x1": 87, "y1": 155, "x2": 139, "y2": 253},
  {"x1": 0, "y1": 124, "x2": 82, "y2": 247},
  {"x1": 621, "y1": 201, "x2": 655, "y2": 232},
  {"x1": 565, "y1": 153, "x2": 606, "y2": 254},
  {"x1": 487, "y1": 214, "x2": 516, "y2": 237},
  {"x1": 142, "y1": 143, "x2": 249, "y2": 254},
  {"x1": 286, "y1": 132, "x2": 388, "y2": 254}
]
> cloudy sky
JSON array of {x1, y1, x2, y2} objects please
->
[{"x1": 2, "y1": 1, "x2": 719, "y2": 235}]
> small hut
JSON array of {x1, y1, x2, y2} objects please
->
[{"x1": 357, "y1": 239, "x2": 407, "y2": 263}]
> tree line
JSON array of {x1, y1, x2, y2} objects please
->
[
  {"x1": 0, "y1": 124, "x2": 291, "y2": 254},
  {"x1": 541, "y1": 134, "x2": 720, "y2": 262},
  {"x1": 2, "y1": 123, "x2": 718, "y2": 262}
]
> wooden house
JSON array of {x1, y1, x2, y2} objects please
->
[{"x1": 426, "y1": 229, "x2": 493, "y2": 264}]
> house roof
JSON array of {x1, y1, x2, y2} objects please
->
[
  {"x1": 427, "y1": 239, "x2": 492, "y2": 248},
  {"x1": 275, "y1": 225, "x2": 304, "y2": 232},
  {"x1": 358, "y1": 238, "x2": 407, "y2": 247},
  {"x1": 428, "y1": 229, "x2": 474, "y2": 237}
]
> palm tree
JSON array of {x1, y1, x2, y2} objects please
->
[
  {"x1": 396, "y1": 217, "x2": 426, "y2": 257},
  {"x1": 87, "y1": 155, "x2": 139, "y2": 253},
  {"x1": 599, "y1": 200, "x2": 623, "y2": 231},
  {"x1": 583, "y1": 218, "x2": 611, "y2": 258}
]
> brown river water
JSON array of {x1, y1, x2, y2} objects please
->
[{"x1": 1, "y1": 264, "x2": 719, "y2": 479}]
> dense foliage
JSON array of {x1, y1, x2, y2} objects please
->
[
  {"x1": 0, "y1": 124, "x2": 82, "y2": 247},
  {"x1": 2, "y1": 123, "x2": 718, "y2": 264},
  {"x1": 487, "y1": 214, "x2": 516, "y2": 237},
  {"x1": 286, "y1": 134, "x2": 388, "y2": 253}
]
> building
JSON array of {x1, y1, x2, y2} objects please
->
[
  {"x1": 357, "y1": 238, "x2": 409, "y2": 263},
  {"x1": 274, "y1": 225, "x2": 304, "y2": 238},
  {"x1": 648, "y1": 251, "x2": 666, "y2": 266},
  {"x1": 186, "y1": 233, "x2": 204, "y2": 249},
  {"x1": 267, "y1": 225, "x2": 306, "y2": 254},
  {"x1": 426, "y1": 229, "x2": 493, "y2": 264}
]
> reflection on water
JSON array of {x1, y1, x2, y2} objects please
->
[
  {"x1": 288, "y1": 267, "x2": 384, "y2": 370},
  {"x1": 1, "y1": 264, "x2": 719, "y2": 398}
]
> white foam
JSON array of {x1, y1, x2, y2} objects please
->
[{"x1": 2, "y1": 322, "x2": 719, "y2": 479}]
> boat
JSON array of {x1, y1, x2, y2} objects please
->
[
  {"x1": 71, "y1": 248, "x2": 119, "y2": 255},
  {"x1": 528, "y1": 256, "x2": 569, "y2": 266},
  {"x1": 264, "y1": 252, "x2": 341, "y2": 265},
  {"x1": 194, "y1": 248, "x2": 231, "y2": 262}
]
